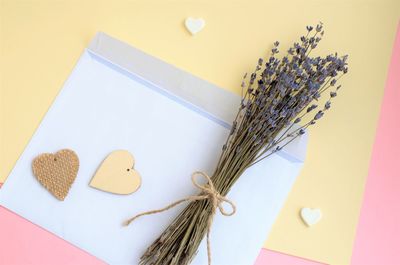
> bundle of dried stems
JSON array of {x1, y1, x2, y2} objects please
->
[{"x1": 125, "y1": 22, "x2": 348, "y2": 265}]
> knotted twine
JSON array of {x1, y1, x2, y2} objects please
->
[{"x1": 123, "y1": 171, "x2": 236, "y2": 265}]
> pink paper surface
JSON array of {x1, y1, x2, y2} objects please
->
[
  {"x1": 0, "y1": 206, "x2": 103, "y2": 265},
  {"x1": 255, "y1": 249, "x2": 325, "y2": 265},
  {"x1": 351, "y1": 22, "x2": 400, "y2": 265}
]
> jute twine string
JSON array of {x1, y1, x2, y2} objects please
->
[{"x1": 123, "y1": 171, "x2": 236, "y2": 265}]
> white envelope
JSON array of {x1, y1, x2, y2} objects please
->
[{"x1": 0, "y1": 32, "x2": 308, "y2": 265}]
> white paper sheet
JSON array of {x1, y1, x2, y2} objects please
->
[{"x1": 0, "y1": 32, "x2": 307, "y2": 265}]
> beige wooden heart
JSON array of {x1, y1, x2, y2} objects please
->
[
  {"x1": 90, "y1": 150, "x2": 141, "y2": 195},
  {"x1": 32, "y1": 149, "x2": 79, "y2": 201}
]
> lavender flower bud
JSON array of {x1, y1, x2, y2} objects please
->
[
  {"x1": 313, "y1": 93, "x2": 321, "y2": 100},
  {"x1": 325, "y1": 101, "x2": 331, "y2": 109},
  {"x1": 307, "y1": 104, "x2": 318, "y2": 113},
  {"x1": 316, "y1": 23, "x2": 323, "y2": 32},
  {"x1": 314, "y1": 110, "x2": 324, "y2": 120}
]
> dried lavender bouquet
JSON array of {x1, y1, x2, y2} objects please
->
[{"x1": 127, "y1": 23, "x2": 348, "y2": 265}]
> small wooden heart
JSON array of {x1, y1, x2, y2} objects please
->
[
  {"x1": 185, "y1": 17, "x2": 205, "y2": 35},
  {"x1": 32, "y1": 149, "x2": 79, "y2": 201},
  {"x1": 300, "y1": 207, "x2": 322, "y2": 227},
  {"x1": 90, "y1": 150, "x2": 141, "y2": 195}
]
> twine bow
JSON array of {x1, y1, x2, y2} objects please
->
[{"x1": 123, "y1": 171, "x2": 236, "y2": 265}]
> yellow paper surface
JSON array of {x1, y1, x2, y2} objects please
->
[{"x1": 1, "y1": 1, "x2": 399, "y2": 264}]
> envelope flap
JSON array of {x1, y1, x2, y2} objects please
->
[
  {"x1": 87, "y1": 32, "x2": 307, "y2": 162},
  {"x1": 88, "y1": 32, "x2": 240, "y2": 129}
]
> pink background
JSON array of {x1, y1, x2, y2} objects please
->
[
  {"x1": 351, "y1": 23, "x2": 400, "y2": 265},
  {"x1": 0, "y1": 207, "x2": 102, "y2": 265}
]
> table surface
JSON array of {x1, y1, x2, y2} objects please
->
[{"x1": 1, "y1": 1, "x2": 399, "y2": 264}]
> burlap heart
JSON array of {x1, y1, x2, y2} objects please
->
[{"x1": 32, "y1": 149, "x2": 79, "y2": 201}]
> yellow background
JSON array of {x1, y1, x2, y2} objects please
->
[{"x1": 1, "y1": 1, "x2": 399, "y2": 264}]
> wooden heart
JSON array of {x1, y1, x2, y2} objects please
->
[
  {"x1": 300, "y1": 207, "x2": 322, "y2": 226},
  {"x1": 185, "y1": 17, "x2": 205, "y2": 35},
  {"x1": 32, "y1": 149, "x2": 79, "y2": 201},
  {"x1": 90, "y1": 150, "x2": 141, "y2": 195}
]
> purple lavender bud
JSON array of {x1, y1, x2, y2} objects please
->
[
  {"x1": 313, "y1": 93, "x2": 321, "y2": 100},
  {"x1": 294, "y1": 117, "x2": 301, "y2": 123},
  {"x1": 330, "y1": 91, "x2": 337, "y2": 98},
  {"x1": 316, "y1": 23, "x2": 323, "y2": 32},
  {"x1": 283, "y1": 56, "x2": 289, "y2": 64},
  {"x1": 314, "y1": 110, "x2": 324, "y2": 120},
  {"x1": 299, "y1": 129, "x2": 305, "y2": 135},
  {"x1": 325, "y1": 101, "x2": 331, "y2": 109}
]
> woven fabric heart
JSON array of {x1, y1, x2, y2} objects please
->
[{"x1": 32, "y1": 149, "x2": 79, "y2": 201}]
